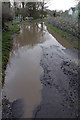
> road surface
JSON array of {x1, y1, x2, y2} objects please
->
[{"x1": 2, "y1": 22, "x2": 79, "y2": 118}]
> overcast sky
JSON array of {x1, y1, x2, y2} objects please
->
[
  {"x1": 8, "y1": 0, "x2": 79, "y2": 11},
  {"x1": 47, "y1": 0, "x2": 78, "y2": 11}
]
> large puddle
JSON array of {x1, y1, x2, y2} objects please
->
[{"x1": 3, "y1": 22, "x2": 65, "y2": 118}]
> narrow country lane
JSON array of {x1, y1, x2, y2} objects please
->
[{"x1": 2, "y1": 22, "x2": 79, "y2": 118}]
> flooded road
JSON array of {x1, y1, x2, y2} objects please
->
[{"x1": 2, "y1": 22, "x2": 78, "y2": 118}]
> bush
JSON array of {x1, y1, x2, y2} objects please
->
[{"x1": 46, "y1": 17, "x2": 79, "y2": 38}]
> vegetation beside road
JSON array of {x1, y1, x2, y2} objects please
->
[
  {"x1": 31, "y1": 18, "x2": 47, "y2": 23},
  {"x1": 46, "y1": 16, "x2": 79, "y2": 38},
  {"x1": 2, "y1": 21, "x2": 20, "y2": 84},
  {"x1": 45, "y1": 23, "x2": 78, "y2": 49}
]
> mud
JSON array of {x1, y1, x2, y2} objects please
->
[
  {"x1": 2, "y1": 96, "x2": 24, "y2": 118},
  {"x1": 33, "y1": 45, "x2": 79, "y2": 118}
]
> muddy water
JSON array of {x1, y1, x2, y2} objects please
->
[{"x1": 3, "y1": 22, "x2": 65, "y2": 118}]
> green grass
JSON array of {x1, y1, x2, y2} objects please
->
[
  {"x1": 13, "y1": 20, "x2": 20, "y2": 25},
  {"x1": 45, "y1": 23, "x2": 78, "y2": 49},
  {"x1": 31, "y1": 18, "x2": 47, "y2": 23},
  {"x1": 20, "y1": 18, "x2": 47, "y2": 25},
  {"x1": 2, "y1": 21, "x2": 20, "y2": 84}
]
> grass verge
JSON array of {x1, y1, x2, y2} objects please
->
[
  {"x1": 45, "y1": 23, "x2": 78, "y2": 49},
  {"x1": 2, "y1": 21, "x2": 20, "y2": 85},
  {"x1": 31, "y1": 18, "x2": 47, "y2": 23}
]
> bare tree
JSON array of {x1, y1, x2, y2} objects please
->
[
  {"x1": 40, "y1": 0, "x2": 50, "y2": 18},
  {"x1": 11, "y1": 0, "x2": 50, "y2": 19}
]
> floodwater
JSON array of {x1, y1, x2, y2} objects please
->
[{"x1": 3, "y1": 22, "x2": 65, "y2": 118}]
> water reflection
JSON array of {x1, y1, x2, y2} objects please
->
[
  {"x1": 13, "y1": 23, "x2": 46, "y2": 49},
  {"x1": 3, "y1": 22, "x2": 64, "y2": 118}
]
